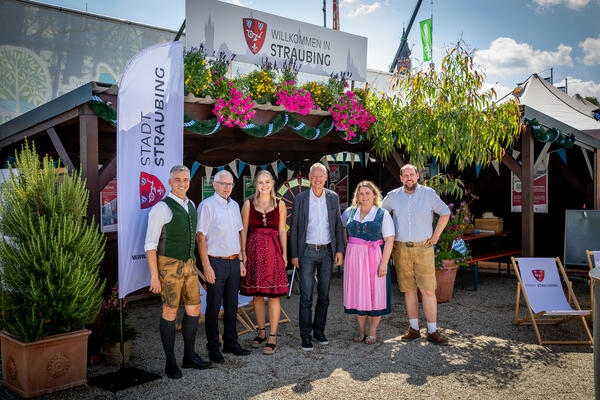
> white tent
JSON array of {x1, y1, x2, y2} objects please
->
[{"x1": 498, "y1": 73, "x2": 600, "y2": 149}]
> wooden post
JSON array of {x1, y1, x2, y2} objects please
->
[
  {"x1": 79, "y1": 111, "x2": 100, "y2": 223},
  {"x1": 595, "y1": 148, "x2": 599, "y2": 210},
  {"x1": 521, "y1": 126, "x2": 534, "y2": 257}
]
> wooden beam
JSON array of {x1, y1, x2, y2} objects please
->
[
  {"x1": 521, "y1": 126, "x2": 534, "y2": 257},
  {"x1": 502, "y1": 152, "x2": 522, "y2": 181},
  {"x1": 0, "y1": 108, "x2": 79, "y2": 150},
  {"x1": 98, "y1": 153, "x2": 116, "y2": 190},
  {"x1": 79, "y1": 112, "x2": 100, "y2": 223},
  {"x1": 46, "y1": 127, "x2": 75, "y2": 171},
  {"x1": 595, "y1": 149, "x2": 599, "y2": 209}
]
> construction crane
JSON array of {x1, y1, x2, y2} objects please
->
[{"x1": 389, "y1": 0, "x2": 424, "y2": 73}]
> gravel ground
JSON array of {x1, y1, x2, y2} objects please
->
[{"x1": 1, "y1": 269, "x2": 594, "y2": 399}]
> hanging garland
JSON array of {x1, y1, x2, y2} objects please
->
[
  {"x1": 183, "y1": 114, "x2": 222, "y2": 135},
  {"x1": 241, "y1": 112, "x2": 288, "y2": 137},
  {"x1": 89, "y1": 97, "x2": 116, "y2": 126},
  {"x1": 526, "y1": 118, "x2": 575, "y2": 150},
  {"x1": 87, "y1": 97, "x2": 362, "y2": 144}
]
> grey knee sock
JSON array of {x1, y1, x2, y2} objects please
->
[
  {"x1": 181, "y1": 313, "x2": 200, "y2": 360},
  {"x1": 159, "y1": 317, "x2": 177, "y2": 365}
]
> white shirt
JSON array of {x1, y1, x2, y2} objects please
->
[
  {"x1": 382, "y1": 184, "x2": 450, "y2": 242},
  {"x1": 196, "y1": 193, "x2": 243, "y2": 257},
  {"x1": 144, "y1": 192, "x2": 194, "y2": 252},
  {"x1": 341, "y1": 206, "x2": 395, "y2": 238},
  {"x1": 306, "y1": 188, "x2": 331, "y2": 245}
]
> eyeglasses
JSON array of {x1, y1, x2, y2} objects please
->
[{"x1": 215, "y1": 181, "x2": 235, "y2": 188}]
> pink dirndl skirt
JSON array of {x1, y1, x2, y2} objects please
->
[{"x1": 343, "y1": 237, "x2": 387, "y2": 311}]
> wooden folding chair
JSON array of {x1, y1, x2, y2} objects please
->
[
  {"x1": 511, "y1": 257, "x2": 592, "y2": 345},
  {"x1": 238, "y1": 298, "x2": 291, "y2": 331},
  {"x1": 586, "y1": 250, "x2": 600, "y2": 322}
]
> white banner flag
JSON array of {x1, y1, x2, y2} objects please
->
[{"x1": 117, "y1": 41, "x2": 184, "y2": 299}]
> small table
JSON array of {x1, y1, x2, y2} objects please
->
[{"x1": 459, "y1": 231, "x2": 520, "y2": 290}]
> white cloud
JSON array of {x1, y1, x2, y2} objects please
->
[
  {"x1": 474, "y1": 37, "x2": 573, "y2": 76},
  {"x1": 341, "y1": 1, "x2": 381, "y2": 18},
  {"x1": 559, "y1": 76, "x2": 600, "y2": 99},
  {"x1": 482, "y1": 81, "x2": 513, "y2": 100},
  {"x1": 224, "y1": 0, "x2": 246, "y2": 6},
  {"x1": 580, "y1": 35, "x2": 600, "y2": 66},
  {"x1": 531, "y1": 0, "x2": 592, "y2": 10}
]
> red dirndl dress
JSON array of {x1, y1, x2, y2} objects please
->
[{"x1": 240, "y1": 198, "x2": 289, "y2": 297}]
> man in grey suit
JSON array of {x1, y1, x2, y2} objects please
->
[{"x1": 290, "y1": 162, "x2": 344, "y2": 351}]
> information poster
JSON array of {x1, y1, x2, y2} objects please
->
[
  {"x1": 101, "y1": 178, "x2": 118, "y2": 232},
  {"x1": 511, "y1": 170, "x2": 548, "y2": 213},
  {"x1": 328, "y1": 164, "x2": 349, "y2": 210},
  {"x1": 244, "y1": 176, "x2": 255, "y2": 201},
  {"x1": 202, "y1": 176, "x2": 215, "y2": 200}
]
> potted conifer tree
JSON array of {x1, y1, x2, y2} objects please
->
[{"x1": 0, "y1": 142, "x2": 105, "y2": 398}]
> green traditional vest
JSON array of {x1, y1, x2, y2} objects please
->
[{"x1": 157, "y1": 196, "x2": 197, "y2": 262}]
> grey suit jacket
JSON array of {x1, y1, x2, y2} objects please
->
[{"x1": 290, "y1": 188, "x2": 344, "y2": 261}]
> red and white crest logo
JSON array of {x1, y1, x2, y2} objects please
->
[
  {"x1": 242, "y1": 18, "x2": 267, "y2": 54},
  {"x1": 532, "y1": 269, "x2": 545, "y2": 282},
  {"x1": 140, "y1": 172, "x2": 166, "y2": 209}
]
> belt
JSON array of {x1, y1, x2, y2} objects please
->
[
  {"x1": 397, "y1": 240, "x2": 428, "y2": 248},
  {"x1": 210, "y1": 255, "x2": 239, "y2": 260},
  {"x1": 305, "y1": 243, "x2": 331, "y2": 251}
]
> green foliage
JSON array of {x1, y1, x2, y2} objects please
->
[
  {"x1": 237, "y1": 69, "x2": 276, "y2": 104},
  {"x1": 585, "y1": 96, "x2": 599, "y2": 107},
  {"x1": 367, "y1": 43, "x2": 521, "y2": 170},
  {"x1": 433, "y1": 202, "x2": 472, "y2": 269},
  {"x1": 184, "y1": 46, "x2": 211, "y2": 97},
  {"x1": 424, "y1": 174, "x2": 466, "y2": 199},
  {"x1": 0, "y1": 142, "x2": 105, "y2": 342}
]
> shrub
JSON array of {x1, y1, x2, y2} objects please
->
[{"x1": 0, "y1": 142, "x2": 105, "y2": 342}]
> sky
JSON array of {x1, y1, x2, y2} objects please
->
[{"x1": 35, "y1": 0, "x2": 600, "y2": 100}]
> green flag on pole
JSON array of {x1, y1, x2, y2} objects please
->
[{"x1": 420, "y1": 18, "x2": 433, "y2": 62}]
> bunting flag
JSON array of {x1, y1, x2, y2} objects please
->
[
  {"x1": 228, "y1": 160, "x2": 238, "y2": 178},
  {"x1": 475, "y1": 164, "x2": 482, "y2": 178},
  {"x1": 249, "y1": 164, "x2": 257, "y2": 180},
  {"x1": 277, "y1": 161, "x2": 285, "y2": 174},
  {"x1": 364, "y1": 152, "x2": 370, "y2": 166},
  {"x1": 330, "y1": 153, "x2": 337, "y2": 162},
  {"x1": 341, "y1": 152, "x2": 347, "y2": 164},
  {"x1": 358, "y1": 152, "x2": 364, "y2": 166},
  {"x1": 217, "y1": 166, "x2": 225, "y2": 171},
  {"x1": 350, "y1": 153, "x2": 356, "y2": 168},
  {"x1": 321, "y1": 156, "x2": 329, "y2": 171},
  {"x1": 287, "y1": 168, "x2": 294, "y2": 180},
  {"x1": 271, "y1": 161, "x2": 279, "y2": 177},
  {"x1": 205, "y1": 166, "x2": 213, "y2": 181},
  {"x1": 260, "y1": 165, "x2": 267, "y2": 171},
  {"x1": 557, "y1": 148, "x2": 567, "y2": 165},
  {"x1": 238, "y1": 160, "x2": 247, "y2": 176},
  {"x1": 191, "y1": 161, "x2": 201, "y2": 180},
  {"x1": 491, "y1": 160, "x2": 500, "y2": 176},
  {"x1": 511, "y1": 150, "x2": 520, "y2": 160},
  {"x1": 451, "y1": 238, "x2": 467, "y2": 255}
]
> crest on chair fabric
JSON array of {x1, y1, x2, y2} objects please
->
[{"x1": 532, "y1": 269, "x2": 545, "y2": 282}]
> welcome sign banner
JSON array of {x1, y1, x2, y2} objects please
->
[
  {"x1": 420, "y1": 18, "x2": 433, "y2": 62},
  {"x1": 117, "y1": 41, "x2": 184, "y2": 298},
  {"x1": 186, "y1": 0, "x2": 368, "y2": 81}
]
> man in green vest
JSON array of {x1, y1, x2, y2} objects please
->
[{"x1": 145, "y1": 165, "x2": 212, "y2": 379}]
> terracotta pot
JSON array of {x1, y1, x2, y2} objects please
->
[
  {"x1": 0, "y1": 329, "x2": 91, "y2": 399},
  {"x1": 101, "y1": 340, "x2": 131, "y2": 365},
  {"x1": 435, "y1": 260, "x2": 459, "y2": 303}
]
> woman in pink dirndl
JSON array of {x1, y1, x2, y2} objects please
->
[
  {"x1": 342, "y1": 181, "x2": 395, "y2": 344},
  {"x1": 240, "y1": 170, "x2": 289, "y2": 354}
]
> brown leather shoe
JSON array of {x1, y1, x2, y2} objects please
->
[
  {"x1": 401, "y1": 328, "x2": 421, "y2": 341},
  {"x1": 426, "y1": 331, "x2": 449, "y2": 346}
]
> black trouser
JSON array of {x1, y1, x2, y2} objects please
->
[
  {"x1": 205, "y1": 256, "x2": 241, "y2": 351},
  {"x1": 299, "y1": 245, "x2": 334, "y2": 339}
]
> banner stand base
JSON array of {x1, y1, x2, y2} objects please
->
[{"x1": 89, "y1": 367, "x2": 161, "y2": 392}]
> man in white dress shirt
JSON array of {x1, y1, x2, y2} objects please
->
[
  {"x1": 382, "y1": 164, "x2": 451, "y2": 345},
  {"x1": 144, "y1": 165, "x2": 211, "y2": 379},
  {"x1": 290, "y1": 163, "x2": 344, "y2": 351},
  {"x1": 197, "y1": 170, "x2": 251, "y2": 363}
]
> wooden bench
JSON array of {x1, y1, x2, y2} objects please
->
[{"x1": 460, "y1": 248, "x2": 521, "y2": 291}]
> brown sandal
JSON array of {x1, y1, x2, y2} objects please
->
[
  {"x1": 353, "y1": 334, "x2": 366, "y2": 343},
  {"x1": 365, "y1": 335, "x2": 377, "y2": 345}
]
